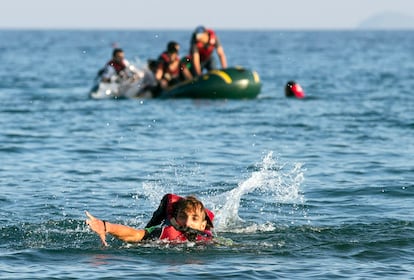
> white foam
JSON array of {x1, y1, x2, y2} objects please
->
[{"x1": 212, "y1": 151, "x2": 306, "y2": 231}]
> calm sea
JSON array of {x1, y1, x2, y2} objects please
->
[{"x1": 0, "y1": 30, "x2": 413, "y2": 279}]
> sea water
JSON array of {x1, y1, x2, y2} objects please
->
[{"x1": 0, "y1": 30, "x2": 413, "y2": 279}]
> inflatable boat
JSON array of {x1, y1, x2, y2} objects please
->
[
  {"x1": 89, "y1": 67, "x2": 156, "y2": 99},
  {"x1": 89, "y1": 67, "x2": 261, "y2": 99},
  {"x1": 159, "y1": 67, "x2": 261, "y2": 99}
]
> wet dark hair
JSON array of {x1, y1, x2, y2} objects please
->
[
  {"x1": 112, "y1": 48, "x2": 124, "y2": 57},
  {"x1": 147, "y1": 59, "x2": 158, "y2": 72},
  {"x1": 167, "y1": 41, "x2": 179, "y2": 54}
]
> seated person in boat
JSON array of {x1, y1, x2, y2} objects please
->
[
  {"x1": 100, "y1": 48, "x2": 135, "y2": 83},
  {"x1": 85, "y1": 194, "x2": 214, "y2": 246},
  {"x1": 154, "y1": 41, "x2": 193, "y2": 90},
  {"x1": 188, "y1": 25, "x2": 227, "y2": 76}
]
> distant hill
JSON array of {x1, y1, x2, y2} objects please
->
[{"x1": 358, "y1": 11, "x2": 414, "y2": 29}]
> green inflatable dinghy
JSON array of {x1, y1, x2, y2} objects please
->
[{"x1": 159, "y1": 67, "x2": 261, "y2": 99}]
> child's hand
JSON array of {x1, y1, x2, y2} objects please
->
[{"x1": 85, "y1": 211, "x2": 108, "y2": 246}]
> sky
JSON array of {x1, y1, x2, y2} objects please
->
[{"x1": 1, "y1": 0, "x2": 414, "y2": 30}]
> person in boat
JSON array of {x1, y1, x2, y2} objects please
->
[
  {"x1": 188, "y1": 25, "x2": 227, "y2": 76},
  {"x1": 85, "y1": 194, "x2": 214, "y2": 246},
  {"x1": 100, "y1": 48, "x2": 134, "y2": 83},
  {"x1": 154, "y1": 41, "x2": 193, "y2": 91}
]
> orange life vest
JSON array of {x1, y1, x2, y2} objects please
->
[
  {"x1": 159, "y1": 52, "x2": 181, "y2": 80},
  {"x1": 195, "y1": 29, "x2": 217, "y2": 62},
  {"x1": 145, "y1": 193, "x2": 214, "y2": 242},
  {"x1": 107, "y1": 59, "x2": 126, "y2": 74},
  {"x1": 159, "y1": 224, "x2": 213, "y2": 242}
]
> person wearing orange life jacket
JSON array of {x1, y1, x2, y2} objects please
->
[
  {"x1": 145, "y1": 194, "x2": 214, "y2": 242},
  {"x1": 100, "y1": 48, "x2": 131, "y2": 83},
  {"x1": 154, "y1": 41, "x2": 192, "y2": 91},
  {"x1": 85, "y1": 194, "x2": 214, "y2": 246},
  {"x1": 189, "y1": 25, "x2": 227, "y2": 76}
]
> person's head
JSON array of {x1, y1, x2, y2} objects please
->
[
  {"x1": 193, "y1": 25, "x2": 208, "y2": 43},
  {"x1": 166, "y1": 41, "x2": 180, "y2": 60},
  {"x1": 147, "y1": 59, "x2": 158, "y2": 73},
  {"x1": 112, "y1": 48, "x2": 125, "y2": 63},
  {"x1": 174, "y1": 196, "x2": 214, "y2": 231},
  {"x1": 167, "y1": 41, "x2": 180, "y2": 54}
]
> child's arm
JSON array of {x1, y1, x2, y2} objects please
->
[{"x1": 86, "y1": 211, "x2": 146, "y2": 246}]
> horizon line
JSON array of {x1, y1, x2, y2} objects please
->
[{"x1": 1, "y1": 27, "x2": 413, "y2": 31}]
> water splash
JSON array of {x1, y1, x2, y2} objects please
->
[
  {"x1": 213, "y1": 151, "x2": 305, "y2": 231},
  {"x1": 138, "y1": 151, "x2": 306, "y2": 234},
  {"x1": 141, "y1": 181, "x2": 167, "y2": 206}
]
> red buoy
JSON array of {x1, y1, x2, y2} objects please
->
[{"x1": 285, "y1": 81, "x2": 305, "y2": 99}]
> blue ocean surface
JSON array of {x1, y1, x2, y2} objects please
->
[{"x1": 0, "y1": 30, "x2": 413, "y2": 279}]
